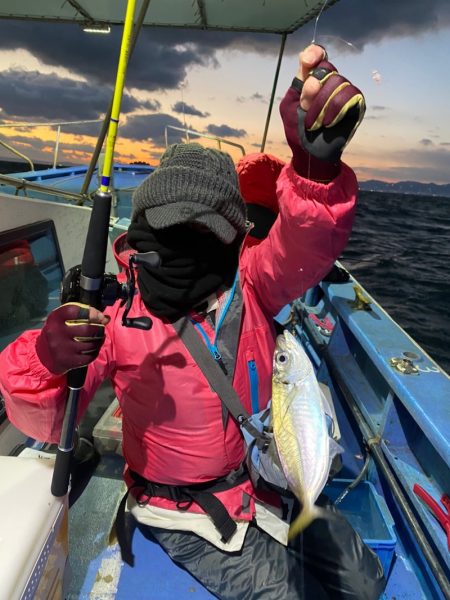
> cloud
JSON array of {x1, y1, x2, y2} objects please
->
[
  {"x1": 120, "y1": 113, "x2": 184, "y2": 144},
  {"x1": 3, "y1": 134, "x2": 50, "y2": 152},
  {"x1": 0, "y1": 21, "x2": 272, "y2": 91},
  {"x1": 0, "y1": 69, "x2": 149, "y2": 121},
  {"x1": 171, "y1": 101, "x2": 210, "y2": 118},
  {"x1": 236, "y1": 92, "x2": 267, "y2": 104},
  {"x1": 303, "y1": 0, "x2": 450, "y2": 50},
  {"x1": 140, "y1": 99, "x2": 162, "y2": 111},
  {"x1": 206, "y1": 124, "x2": 247, "y2": 138},
  {"x1": 250, "y1": 93, "x2": 267, "y2": 103},
  {"x1": 372, "y1": 106, "x2": 387, "y2": 111},
  {"x1": 419, "y1": 138, "x2": 434, "y2": 146},
  {"x1": 0, "y1": 1, "x2": 449, "y2": 95}
]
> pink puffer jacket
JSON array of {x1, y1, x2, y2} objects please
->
[{"x1": 0, "y1": 160, "x2": 357, "y2": 519}]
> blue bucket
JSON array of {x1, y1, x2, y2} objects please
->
[{"x1": 324, "y1": 479, "x2": 397, "y2": 577}]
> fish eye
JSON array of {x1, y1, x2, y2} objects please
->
[{"x1": 277, "y1": 352, "x2": 289, "y2": 365}]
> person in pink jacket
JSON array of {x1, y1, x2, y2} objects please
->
[{"x1": 0, "y1": 46, "x2": 384, "y2": 599}]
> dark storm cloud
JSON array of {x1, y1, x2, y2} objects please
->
[
  {"x1": 0, "y1": 1, "x2": 448, "y2": 93},
  {"x1": 120, "y1": 113, "x2": 184, "y2": 144},
  {"x1": 206, "y1": 124, "x2": 247, "y2": 138},
  {"x1": 0, "y1": 21, "x2": 247, "y2": 90},
  {"x1": 298, "y1": 0, "x2": 450, "y2": 50},
  {"x1": 141, "y1": 99, "x2": 162, "y2": 111},
  {"x1": 172, "y1": 101, "x2": 210, "y2": 118},
  {"x1": 0, "y1": 69, "x2": 150, "y2": 120}
]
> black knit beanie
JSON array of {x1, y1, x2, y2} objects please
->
[{"x1": 131, "y1": 143, "x2": 247, "y2": 244}]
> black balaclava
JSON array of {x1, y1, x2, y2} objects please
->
[
  {"x1": 127, "y1": 216, "x2": 240, "y2": 320},
  {"x1": 126, "y1": 143, "x2": 247, "y2": 320}
]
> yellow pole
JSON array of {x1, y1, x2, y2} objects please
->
[
  {"x1": 99, "y1": 0, "x2": 136, "y2": 193},
  {"x1": 51, "y1": 0, "x2": 138, "y2": 498}
]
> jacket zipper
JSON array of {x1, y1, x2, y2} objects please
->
[
  {"x1": 191, "y1": 273, "x2": 238, "y2": 362},
  {"x1": 247, "y1": 359, "x2": 259, "y2": 414}
]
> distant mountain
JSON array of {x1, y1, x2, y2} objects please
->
[{"x1": 360, "y1": 179, "x2": 450, "y2": 198}]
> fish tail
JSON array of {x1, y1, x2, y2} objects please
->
[{"x1": 288, "y1": 504, "x2": 323, "y2": 540}]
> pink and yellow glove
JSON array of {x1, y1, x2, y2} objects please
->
[
  {"x1": 280, "y1": 45, "x2": 365, "y2": 181},
  {"x1": 36, "y1": 302, "x2": 109, "y2": 375},
  {"x1": 296, "y1": 57, "x2": 365, "y2": 163}
]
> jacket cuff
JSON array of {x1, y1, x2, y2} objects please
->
[{"x1": 30, "y1": 340, "x2": 65, "y2": 381}]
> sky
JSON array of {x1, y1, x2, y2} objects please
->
[{"x1": 0, "y1": 0, "x2": 449, "y2": 184}]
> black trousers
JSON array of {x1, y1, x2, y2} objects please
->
[{"x1": 137, "y1": 502, "x2": 386, "y2": 600}]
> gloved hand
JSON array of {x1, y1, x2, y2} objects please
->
[
  {"x1": 280, "y1": 44, "x2": 365, "y2": 181},
  {"x1": 35, "y1": 302, "x2": 109, "y2": 375}
]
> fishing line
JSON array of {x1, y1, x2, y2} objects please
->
[
  {"x1": 311, "y1": 0, "x2": 359, "y2": 52},
  {"x1": 311, "y1": 0, "x2": 330, "y2": 45},
  {"x1": 310, "y1": 0, "x2": 382, "y2": 83},
  {"x1": 315, "y1": 34, "x2": 360, "y2": 54}
]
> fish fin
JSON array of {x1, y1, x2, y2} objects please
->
[
  {"x1": 328, "y1": 436, "x2": 344, "y2": 460},
  {"x1": 288, "y1": 504, "x2": 325, "y2": 540}
]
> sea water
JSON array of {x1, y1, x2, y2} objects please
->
[{"x1": 341, "y1": 190, "x2": 450, "y2": 374}]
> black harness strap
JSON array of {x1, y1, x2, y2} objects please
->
[
  {"x1": 115, "y1": 467, "x2": 248, "y2": 566},
  {"x1": 172, "y1": 317, "x2": 271, "y2": 451}
]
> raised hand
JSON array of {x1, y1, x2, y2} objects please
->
[
  {"x1": 280, "y1": 44, "x2": 365, "y2": 181},
  {"x1": 296, "y1": 45, "x2": 366, "y2": 163}
]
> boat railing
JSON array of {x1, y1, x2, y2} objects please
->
[
  {"x1": 0, "y1": 119, "x2": 102, "y2": 170},
  {"x1": 0, "y1": 172, "x2": 87, "y2": 204},
  {"x1": 164, "y1": 125, "x2": 246, "y2": 156},
  {"x1": 0, "y1": 137, "x2": 35, "y2": 172}
]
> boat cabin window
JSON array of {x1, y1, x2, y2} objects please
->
[
  {"x1": 0, "y1": 220, "x2": 64, "y2": 354},
  {"x1": 0, "y1": 220, "x2": 64, "y2": 423}
]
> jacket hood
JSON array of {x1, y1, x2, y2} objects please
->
[
  {"x1": 113, "y1": 232, "x2": 134, "y2": 270},
  {"x1": 236, "y1": 152, "x2": 285, "y2": 214}
]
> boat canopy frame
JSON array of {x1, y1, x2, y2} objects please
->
[{"x1": 0, "y1": 1, "x2": 339, "y2": 35}]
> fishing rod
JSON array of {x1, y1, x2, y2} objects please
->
[
  {"x1": 80, "y1": 0, "x2": 152, "y2": 199},
  {"x1": 51, "y1": 0, "x2": 137, "y2": 497}
]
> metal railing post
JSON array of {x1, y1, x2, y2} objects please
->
[
  {"x1": 260, "y1": 32, "x2": 287, "y2": 153},
  {"x1": 53, "y1": 125, "x2": 61, "y2": 169}
]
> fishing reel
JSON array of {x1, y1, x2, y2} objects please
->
[{"x1": 60, "y1": 251, "x2": 161, "y2": 330}]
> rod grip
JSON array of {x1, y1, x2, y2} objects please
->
[
  {"x1": 67, "y1": 366, "x2": 88, "y2": 389},
  {"x1": 51, "y1": 448, "x2": 73, "y2": 497},
  {"x1": 81, "y1": 191, "x2": 112, "y2": 283}
]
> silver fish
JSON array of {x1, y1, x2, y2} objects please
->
[{"x1": 271, "y1": 329, "x2": 340, "y2": 538}]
